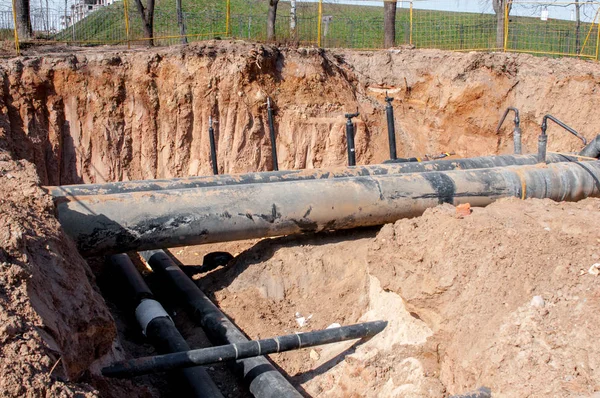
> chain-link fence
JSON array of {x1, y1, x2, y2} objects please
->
[{"x1": 1, "y1": 0, "x2": 599, "y2": 60}]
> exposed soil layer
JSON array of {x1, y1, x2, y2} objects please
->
[
  {"x1": 1, "y1": 41, "x2": 599, "y2": 185},
  {"x1": 188, "y1": 198, "x2": 600, "y2": 398},
  {"x1": 1, "y1": 41, "x2": 600, "y2": 397}
]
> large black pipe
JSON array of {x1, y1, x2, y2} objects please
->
[
  {"x1": 208, "y1": 116, "x2": 218, "y2": 175},
  {"x1": 140, "y1": 250, "x2": 303, "y2": 398},
  {"x1": 579, "y1": 134, "x2": 600, "y2": 159},
  {"x1": 58, "y1": 161, "x2": 600, "y2": 256},
  {"x1": 108, "y1": 254, "x2": 223, "y2": 398},
  {"x1": 46, "y1": 153, "x2": 581, "y2": 198},
  {"x1": 345, "y1": 112, "x2": 359, "y2": 166},
  {"x1": 266, "y1": 98, "x2": 279, "y2": 171},
  {"x1": 385, "y1": 95, "x2": 397, "y2": 160},
  {"x1": 103, "y1": 321, "x2": 387, "y2": 378}
]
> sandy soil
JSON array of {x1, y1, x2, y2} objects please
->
[
  {"x1": 1, "y1": 41, "x2": 599, "y2": 397},
  {"x1": 179, "y1": 197, "x2": 600, "y2": 397}
]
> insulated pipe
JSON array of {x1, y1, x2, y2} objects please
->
[
  {"x1": 58, "y1": 161, "x2": 600, "y2": 256},
  {"x1": 385, "y1": 95, "x2": 397, "y2": 160},
  {"x1": 345, "y1": 112, "x2": 359, "y2": 166},
  {"x1": 539, "y1": 114, "x2": 588, "y2": 163},
  {"x1": 497, "y1": 107, "x2": 521, "y2": 155},
  {"x1": 102, "y1": 320, "x2": 387, "y2": 378},
  {"x1": 140, "y1": 250, "x2": 303, "y2": 398},
  {"x1": 579, "y1": 134, "x2": 600, "y2": 159},
  {"x1": 46, "y1": 153, "x2": 581, "y2": 198},
  {"x1": 266, "y1": 98, "x2": 278, "y2": 171},
  {"x1": 108, "y1": 254, "x2": 223, "y2": 398},
  {"x1": 208, "y1": 116, "x2": 218, "y2": 175}
]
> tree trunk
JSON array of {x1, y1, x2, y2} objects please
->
[
  {"x1": 133, "y1": 0, "x2": 155, "y2": 46},
  {"x1": 290, "y1": 0, "x2": 297, "y2": 40},
  {"x1": 267, "y1": 0, "x2": 279, "y2": 41},
  {"x1": 575, "y1": 0, "x2": 581, "y2": 54},
  {"x1": 15, "y1": 0, "x2": 32, "y2": 40},
  {"x1": 176, "y1": 0, "x2": 187, "y2": 44},
  {"x1": 492, "y1": 0, "x2": 512, "y2": 50},
  {"x1": 384, "y1": 0, "x2": 397, "y2": 48}
]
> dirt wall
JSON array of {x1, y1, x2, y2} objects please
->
[{"x1": 1, "y1": 42, "x2": 599, "y2": 186}]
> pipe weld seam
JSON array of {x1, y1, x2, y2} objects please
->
[
  {"x1": 296, "y1": 333, "x2": 302, "y2": 349},
  {"x1": 233, "y1": 344, "x2": 239, "y2": 359},
  {"x1": 257, "y1": 340, "x2": 261, "y2": 356},
  {"x1": 275, "y1": 337, "x2": 281, "y2": 352}
]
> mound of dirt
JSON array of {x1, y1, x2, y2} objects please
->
[
  {"x1": 194, "y1": 197, "x2": 600, "y2": 397},
  {"x1": 0, "y1": 149, "x2": 115, "y2": 396}
]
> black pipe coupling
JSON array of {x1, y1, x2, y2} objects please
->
[{"x1": 385, "y1": 94, "x2": 397, "y2": 160}]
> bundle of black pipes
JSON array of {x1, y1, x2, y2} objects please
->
[
  {"x1": 140, "y1": 250, "x2": 304, "y2": 398},
  {"x1": 54, "y1": 160, "x2": 600, "y2": 256},
  {"x1": 108, "y1": 254, "x2": 223, "y2": 398}
]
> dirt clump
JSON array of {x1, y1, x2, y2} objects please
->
[{"x1": 190, "y1": 197, "x2": 600, "y2": 397}]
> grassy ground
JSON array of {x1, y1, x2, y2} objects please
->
[{"x1": 52, "y1": 0, "x2": 598, "y2": 57}]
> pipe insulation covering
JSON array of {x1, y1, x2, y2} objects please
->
[{"x1": 58, "y1": 161, "x2": 600, "y2": 256}]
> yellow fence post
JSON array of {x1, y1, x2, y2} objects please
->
[
  {"x1": 123, "y1": 0, "x2": 131, "y2": 49},
  {"x1": 317, "y1": 0, "x2": 323, "y2": 47},
  {"x1": 226, "y1": 0, "x2": 231, "y2": 36},
  {"x1": 10, "y1": 0, "x2": 20, "y2": 56},
  {"x1": 596, "y1": 10, "x2": 600, "y2": 61},
  {"x1": 503, "y1": 0, "x2": 509, "y2": 52},
  {"x1": 409, "y1": 0, "x2": 413, "y2": 46}
]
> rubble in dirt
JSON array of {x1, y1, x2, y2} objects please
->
[{"x1": 193, "y1": 198, "x2": 600, "y2": 397}]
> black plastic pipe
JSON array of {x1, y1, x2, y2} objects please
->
[
  {"x1": 266, "y1": 98, "x2": 279, "y2": 171},
  {"x1": 140, "y1": 250, "x2": 303, "y2": 398},
  {"x1": 108, "y1": 254, "x2": 223, "y2": 398},
  {"x1": 579, "y1": 134, "x2": 600, "y2": 159},
  {"x1": 539, "y1": 114, "x2": 588, "y2": 163},
  {"x1": 385, "y1": 95, "x2": 397, "y2": 160},
  {"x1": 47, "y1": 153, "x2": 582, "y2": 198},
  {"x1": 497, "y1": 107, "x2": 521, "y2": 155},
  {"x1": 58, "y1": 160, "x2": 600, "y2": 256},
  {"x1": 345, "y1": 112, "x2": 359, "y2": 166},
  {"x1": 208, "y1": 116, "x2": 218, "y2": 175},
  {"x1": 103, "y1": 320, "x2": 387, "y2": 378}
]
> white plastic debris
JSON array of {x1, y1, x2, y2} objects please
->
[
  {"x1": 295, "y1": 317, "x2": 306, "y2": 327},
  {"x1": 589, "y1": 263, "x2": 600, "y2": 276},
  {"x1": 326, "y1": 323, "x2": 341, "y2": 329},
  {"x1": 530, "y1": 296, "x2": 545, "y2": 308}
]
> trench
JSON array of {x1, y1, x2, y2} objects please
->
[{"x1": 2, "y1": 42, "x2": 600, "y2": 398}]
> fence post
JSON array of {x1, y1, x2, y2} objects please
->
[
  {"x1": 409, "y1": 0, "x2": 413, "y2": 46},
  {"x1": 10, "y1": 0, "x2": 20, "y2": 55},
  {"x1": 596, "y1": 12, "x2": 600, "y2": 61},
  {"x1": 317, "y1": 0, "x2": 323, "y2": 47},
  {"x1": 503, "y1": 0, "x2": 509, "y2": 52},
  {"x1": 123, "y1": 0, "x2": 130, "y2": 49},
  {"x1": 226, "y1": 0, "x2": 231, "y2": 36}
]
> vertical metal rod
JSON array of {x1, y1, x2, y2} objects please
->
[
  {"x1": 123, "y1": 0, "x2": 130, "y2": 49},
  {"x1": 208, "y1": 116, "x2": 218, "y2": 175},
  {"x1": 385, "y1": 94, "x2": 397, "y2": 160},
  {"x1": 409, "y1": 0, "x2": 413, "y2": 46},
  {"x1": 225, "y1": 0, "x2": 231, "y2": 36},
  {"x1": 10, "y1": 0, "x2": 20, "y2": 55},
  {"x1": 266, "y1": 98, "x2": 279, "y2": 171},
  {"x1": 317, "y1": 0, "x2": 323, "y2": 46},
  {"x1": 504, "y1": 0, "x2": 510, "y2": 51},
  {"x1": 345, "y1": 112, "x2": 359, "y2": 166},
  {"x1": 596, "y1": 10, "x2": 600, "y2": 61}
]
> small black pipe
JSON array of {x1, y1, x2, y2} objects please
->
[
  {"x1": 140, "y1": 250, "x2": 303, "y2": 398},
  {"x1": 497, "y1": 107, "x2": 521, "y2": 155},
  {"x1": 579, "y1": 134, "x2": 600, "y2": 159},
  {"x1": 208, "y1": 116, "x2": 218, "y2": 175},
  {"x1": 345, "y1": 111, "x2": 359, "y2": 166},
  {"x1": 539, "y1": 114, "x2": 588, "y2": 163},
  {"x1": 102, "y1": 321, "x2": 387, "y2": 378},
  {"x1": 108, "y1": 254, "x2": 223, "y2": 398},
  {"x1": 385, "y1": 94, "x2": 397, "y2": 160},
  {"x1": 450, "y1": 386, "x2": 492, "y2": 398},
  {"x1": 267, "y1": 98, "x2": 279, "y2": 171}
]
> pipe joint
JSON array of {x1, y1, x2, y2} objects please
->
[{"x1": 135, "y1": 299, "x2": 171, "y2": 336}]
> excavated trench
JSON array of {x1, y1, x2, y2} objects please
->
[{"x1": 2, "y1": 41, "x2": 600, "y2": 397}]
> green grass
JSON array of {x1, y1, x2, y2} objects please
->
[{"x1": 51, "y1": 0, "x2": 599, "y2": 57}]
